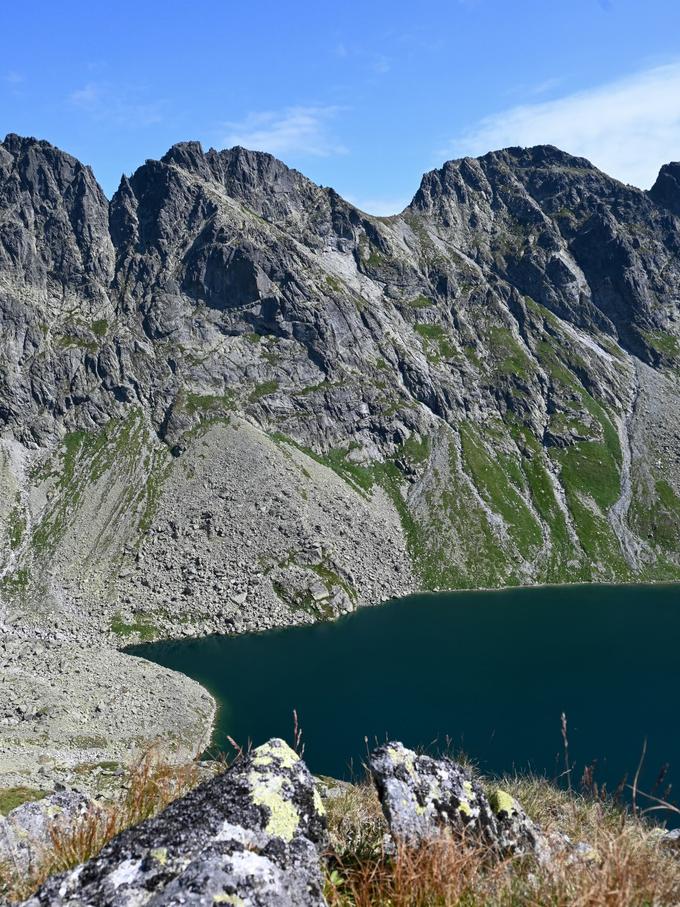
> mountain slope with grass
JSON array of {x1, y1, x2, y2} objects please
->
[
  {"x1": 2, "y1": 134, "x2": 680, "y2": 788},
  {"x1": 3, "y1": 136, "x2": 680, "y2": 640}
]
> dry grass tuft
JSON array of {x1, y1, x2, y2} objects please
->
[
  {"x1": 326, "y1": 834, "x2": 502, "y2": 907},
  {"x1": 324, "y1": 777, "x2": 387, "y2": 862},
  {"x1": 325, "y1": 774, "x2": 680, "y2": 907},
  {"x1": 0, "y1": 749, "x2": 203, "y2": 903}
]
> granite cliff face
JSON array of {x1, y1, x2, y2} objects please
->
[
  {"x1": 2, "y1": 134, "x2": 680, "y2": 783},
  {"x1": 3, "y1": 134, "x2": 680, "y2": 624}
]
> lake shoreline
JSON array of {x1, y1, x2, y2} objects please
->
[{"x1": 131, "y1": 582, "x2": 680, "y2": 792}]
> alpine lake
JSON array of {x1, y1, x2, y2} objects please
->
[{"x1": 130, "y1": 583, "x2": 680, "y2": 801}]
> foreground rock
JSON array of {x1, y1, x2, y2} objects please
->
[
  {"x1": 0, "y1": 791, "x2": 94, "y2": 877},
  {"x1": 22, "y1": 739, "x2": 327, "y2": 906},
  {"x1": 369, "y1": 742, "x2": 549, "y2": 861}
]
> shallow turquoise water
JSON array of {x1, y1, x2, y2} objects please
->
[{"x1": 130, "y1": 583, "x2": 680, "y2": 799}]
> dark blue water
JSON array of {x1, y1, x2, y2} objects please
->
[{"x1": 130, "y1": 584, "x2": 680, "y2": 802}]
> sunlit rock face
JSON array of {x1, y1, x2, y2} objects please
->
[
  {"x1": 2, "y1": 134, "x2": 680, "y2": 642},
  {"x1": 22, "y1": 739, "x2": 328, "y2": 907}
]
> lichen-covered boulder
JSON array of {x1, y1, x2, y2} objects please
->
[
  {"x1": 369, "y1": 742, "x2": 549, "y2": 862},
  {"x1": 369, "y1": 742, "x2": 495, "y2": 847},
  {"x1": 0, "y1": 790, "x2": 94, "y2": 876},
  {"x1": 22, "y1": 739, "x2": 328, "y2": 906},
  {"x1": 487, "y1": 788, "x2": 550, "y2": 863}
]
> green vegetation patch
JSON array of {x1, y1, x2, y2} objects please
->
[
  {"x1": 110, "y1": 611, "x2": 159, "y2": 641},
  {"x1": 0, "y1": 568, "x2": 30, "y2": 596},
  {"x1": 249, "y1": 380, "x2": 280, "y2": 402},
  {"x1": 460, "y1": 424, "x2": 543, "y2": 558},
  {"x1": 488, "y1": 326, "x2": 534, "y2": 379},
  {"x1": 31, "y1": 409, "x2": 150, "y2": 556},
  {"x1": 395, "y1": 434, "x2": 430, "y2": 466},
  {"x1": 630, "y1": 477, "x2": 680, "y2": 550},
  {"x1": 54, "y1": 334, "x2": 99, "y2": 354},
  {"x1": 0, "y1": 787, "x2": 47, "y2": 816},
  {"x1": 581, "y1": 392, "x2": 622, "y2": 466},
  {"x1": 414, "y1": 323, "x2": 456, "y2": 361},
  {"x1": 563, "y1": 492, "x2": 630, "y2": 578},
  {"x1": 138, "y1": 449, "x2": 172, "y2": 535},
  {"x1": 293, "y1": 381, "x2": 336, "y2": 397},
  {"x1": 309, "y1": 563, "x2": 357, "y2": 601},
  {"x1": 535, "y1": 339, "x2": 582, "y2": 390},
  {"x1": 407, "y1": 294, "x2": 434, "y2": 308},
  {"x1": 91, "y1": 319, "x2": 109, "y2": 338},
  {"x1": 271, "y1": 434, "x2": 374, "y2": 495},
  {"x1": 7, "y1": 505, "x2": 26, "y2": 550},
  {"x1": 553, "y1": 440, "x2": 620, "y2": 512},
  {"x1": 643, "y1": 330, "x2": 680, "y2": 360},
  {"x1": 185, "y1": 392, "x2": 235, "y2": 415}
]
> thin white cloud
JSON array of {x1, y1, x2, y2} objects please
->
[
  {"x1": 222, "y1": 106, "x2": 347, "y2": 158},
  {"x1": 68, "y1": 82, "x2": 164, "y2": 127},
  {"x1": 70, "y1": 83, "x2": 99, "y2": 108},
  {"x1": 373, "y1": 55, "x2": 391, "y2": 75},
  {"x1": 5, "y1": 71, "x2": 24, "y2": 85},
  {"x1": 344, "y1": 194, "x2": 410, "y2": 217},
  {"x1": 443, "y1": 62, "x2": 680, "y2": 188}
]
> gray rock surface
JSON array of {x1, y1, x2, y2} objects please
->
[
  {"x1": 0, "y1": 635, "x2": 215, "y2": 794},
  {"x1": 369, "y1": 742, "x2": 548, "y2": 861},
  {"x1": 0, "y1": 790, "x2": 94, "y2": 876},
  {"x1": 661, "y1": 828, "x2": 680, "y2": 850},
  {"x1": 21, "y1": 738, "x2": 327, "y2": 906}
]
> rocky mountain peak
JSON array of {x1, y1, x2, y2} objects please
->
[
  {"x1": 649, "y1": 161, "x2": 680, "y2": 217},
  {"x1": 2, "y1": 132, "x2": 680, "y2": 633},
  {"x1": 0, "y1": 133, "x2": 113, "y2": 291}
]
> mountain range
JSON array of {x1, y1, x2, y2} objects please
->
[{"x1": 2, "y1": 133, "x2": 680, "y2": 648}]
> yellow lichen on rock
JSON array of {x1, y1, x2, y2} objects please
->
[
  {"x1": 386, "y1": 745, "x2": 416, "y2": 777},
  {"x1": 252, "y1": 739, "x2": 300, "y2": 770},
  {"x1": 249, "y1": 771, "x2": 300, "y2": 842},
  {"x1": 250, "y1": 755, "x2": 273, "y2": 767},
  {"x1": 150, "y1": 847, "x2": 168, "y2": 865},
  {"x1": 489, "y1": 789, "x2": 517, "y2": 816},
  {"x1": 313, "y1": 787, "x2": 326, "y2": 817}
]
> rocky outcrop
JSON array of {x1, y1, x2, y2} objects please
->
[
  {"x1": 650, "y1": 162, "x2": 680, "y2": 219},
  {"x1": 369, "y1": 742, "x2": 549, "y2": 861},
  {"x1": 22, "y1": 739, "x2": 328, "y2": 907},
  {"x1": 7, "y1": 739, "x2": 601, "y2": 904},
  {"x1": 0, "y1": 790, "x2": 94, "y2": 877}
]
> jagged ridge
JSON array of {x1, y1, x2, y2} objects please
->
[{"x1": 2, "y1": 134, "x2": 680, "y2": 644}]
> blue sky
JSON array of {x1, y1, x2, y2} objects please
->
[{"x1": 2, "y1": 0, "x2": 680, "y2": 213}]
